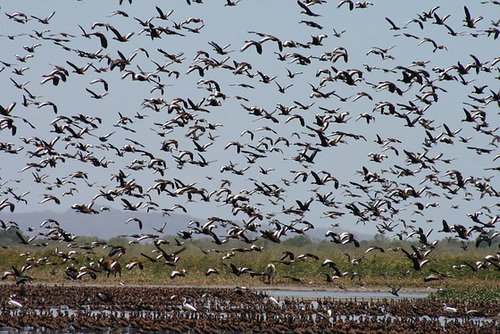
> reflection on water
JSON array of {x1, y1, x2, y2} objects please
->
[{"x1": 264, "y1": 289, "x2": 430, "y2": 300}]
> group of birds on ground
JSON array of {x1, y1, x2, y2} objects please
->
[
  {"x1": 3, "y1": 285, "x2": 499, "y2": 333},
  {"x1": 1, "y1": 0, "x2": 500, "y2": 285}
]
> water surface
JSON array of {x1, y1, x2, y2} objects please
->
[{"x1": 264, "y1": 289, "x2": 429, "y2": 300}]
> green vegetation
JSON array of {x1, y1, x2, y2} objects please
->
[
  {"x1": 428, "y1": 285, "x2": 500, "y2": 301},
  {"x1": 0, "y1": 229, "x2": 23, "y2": 247},
  {"x1": 1, "y1": 230, "x2": 499, "y2": 301}
]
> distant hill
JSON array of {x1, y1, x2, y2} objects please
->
[
  {"x1": 0, "y1": 208, "x2": 192, "y2": 240},
  {"x1": 0, "y1": 209, "x2": 373, "y2": 242}
]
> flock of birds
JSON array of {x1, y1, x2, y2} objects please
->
[
  {"x1": 1, "y1": 0, "x2": 500, "y2": 285},
  {"x1": 2, "y1": 285, "x2": 500, "y2": 333}
]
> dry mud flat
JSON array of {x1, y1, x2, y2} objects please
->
[{"x1": 1, "y1": 283, "x2": 499, "y2": 333}]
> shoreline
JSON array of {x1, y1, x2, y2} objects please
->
[{"x1": 1, "y1": 280, "x2": 435, "y2": 294}]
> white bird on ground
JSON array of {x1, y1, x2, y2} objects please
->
[
  {"x1": 8, "y1": 296, "x2": 23, "y2": 308},
  {"x1": 268, "y1": 296, "x2": 280, "y2": 306},
  {"x1": 443, "y1": 303, "x2": 458, "y2": 313},
  {"x1": 182, "y1": 297, "x2": 197, "y2": 312}
]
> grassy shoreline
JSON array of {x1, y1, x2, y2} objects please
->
[{"x1": 2, "y1": 234, "x2": 499, "y2": 301}]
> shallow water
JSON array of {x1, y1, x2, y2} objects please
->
[{"x1": 264, "y1": 288, "x2": 429, "y2": 300}]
